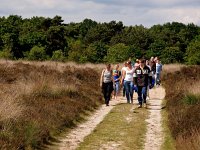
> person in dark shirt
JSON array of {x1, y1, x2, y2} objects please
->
[{"x1": 133, "y1": 59, "x2": 152, "y2": 108}]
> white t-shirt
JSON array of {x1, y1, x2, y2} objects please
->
[
  {"x1": 121, "y1": 66, "x2": 127, "y2": 72},
  {"x1": 124, "y1": 67, "x2": 134, "y2": 81}
]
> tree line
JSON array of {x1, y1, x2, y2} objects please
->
[{"x1": 0, "y1": 15, "x2": 200, "y2": 64}]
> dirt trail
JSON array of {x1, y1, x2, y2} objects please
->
[
  {"x1": 144, "y1": 86, "x2": 165, "y2": 150},
  {"x1": 49, "y1": 98, "x2": 124, "y2": 150},
  {"x1": 48, "y1": 86, "x2": 165, "y2": 150}
]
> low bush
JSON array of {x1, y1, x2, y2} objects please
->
[
  {"x1": 162, "y1": 65, "x2": 200, "y2": 150},
  {"x1": 0, "y1": 60, "x2": 103, "y2": 149}
]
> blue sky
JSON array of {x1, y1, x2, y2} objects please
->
[{"x1": 0, "y1": 0, "x2": 200, "y2": 27}]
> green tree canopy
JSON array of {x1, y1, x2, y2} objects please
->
[
  {"x1": 105, "y1": 43, "x2": 130, "y2": 63},
  {"x1": 185, "y1": 35, "x2": 200, "y2": 65},
  {"x1": 161, "y1": 46, "x2": 184, "y2": 64}
]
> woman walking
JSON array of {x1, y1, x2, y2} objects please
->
[
  {"x1": 113, "y1": 64, "x2": 121, "y2": 100},
  {"x1": 100, "y1": 64, "x2": 113, "y2": 106},
  {"x1": 121, "y1": 61, "x2": 135, "y2": 104},
  {"x1": 121, "y1": 61, "x2": 128, "y2": 97}
]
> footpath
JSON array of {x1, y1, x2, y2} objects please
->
[{"x1": 47, "y1": 86, "x2": 165, "y2": 150}]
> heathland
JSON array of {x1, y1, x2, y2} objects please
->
[
  {"x1": 0, "y1": 60, "x2": 104, "y2": 149},
  {"x1": 162, "y1": 64, "x2": 200, "y2": 150},
  {"x1": 0, "y1": 61, "x2": 199, "y2": 150}
]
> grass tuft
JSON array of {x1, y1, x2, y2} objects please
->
[{"x1": 183, "y1": 94, "x2": 200, "y2": 105}]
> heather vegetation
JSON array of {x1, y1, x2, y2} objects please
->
[
  {"x1": 0, "y1": 15, "x2": 200, "y2": 64},
  {"x1": 1, "y1": 14, "x2": 200, "y2": 150},
  {"x1": 162, "y1": 65, "x2": 200, "y2": 150},
  {"x1": 0, "y1": 60, "x2": 103, "y2": 149}
]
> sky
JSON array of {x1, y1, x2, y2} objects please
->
[{"x1": 0, "y1": 0, "x2": 200, "y2": 27}]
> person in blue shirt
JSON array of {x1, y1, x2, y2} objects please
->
[
  {"x1": 113, "y1": 64, "x2": 121, "y2": 100},
  {"x1": 155, "y1": 58, "x2": 162, "y2": 86}
]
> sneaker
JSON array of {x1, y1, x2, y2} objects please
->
[{"x1": 138, "y1": 105, "x2": 142, "y2": 108}]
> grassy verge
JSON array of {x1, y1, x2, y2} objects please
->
[
  {"x1": 77, "y1": 103, "x2": 148, "y2": 150},
  {"x1": 161, "y1": 100, "x2": 175, "y2": 150}
]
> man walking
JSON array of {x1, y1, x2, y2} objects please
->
[
  {"x1": 155, "y1": 58, "x2": 162, "y2": 86},
  {"x1": 133, "y1": 59, "x2": 152, "y2": 108}
]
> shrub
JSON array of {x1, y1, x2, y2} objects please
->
[
  {"x1": 0, "y1": 61, "x2": 103, "y2": 149},
  {"x1": 162, "y1": 65, "x2": 200, "y2": 149},
  {"x1": 51, "y1": 50, "x2": 65, "y2": 61},
  {"x1": 28, "y1": 46, "x2": 47, "y2": 60},
  {"x1": 0, "y1": 48, "x2": 13, "y2": 59}
]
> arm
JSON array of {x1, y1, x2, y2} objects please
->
[
  {"x1": 111, "y1": 70, "x2": 114, "y2": 82},
  {"x1": 121, "y1": 69, "x2": 126, "y2": 85},
  {"x1": 100, "y1": 69, "x2": 104, "y2": 87},
  {"x1": 133, "y1": 70, "x2": 137, "y2": 85},
  {"x1": 148, "y1": 68, "x2": 152, "y2": 86}
]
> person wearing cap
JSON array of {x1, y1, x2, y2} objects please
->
[{"x1": 133, "y1": 59, "x2": 152, "y2": 108}]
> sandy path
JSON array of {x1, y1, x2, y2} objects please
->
[
  {"x1": 144, "y1": 86, "x2": 165, "y2": 150},
  {"x1": 52, "y1": 98, "x2": 125, "y2": 150},
  {"x1": 48, "y1": 86, "x2": 165, "y2": 150}
]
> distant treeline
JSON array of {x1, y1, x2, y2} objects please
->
[{"x1": 0, "y1": 15, "x2": 200, "y2": 64}]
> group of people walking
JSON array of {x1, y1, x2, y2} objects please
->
[{"x1": 100, "y1": 57, "x2": 162, "y2": 107}]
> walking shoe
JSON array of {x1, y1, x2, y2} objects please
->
[{"x1": 138, "y1": 105, "x2": 142, "y2": 108}]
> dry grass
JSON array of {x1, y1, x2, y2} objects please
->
[
  {"x1": 162, "y1": 65, "x2": 200, "y2": 150},
  {"x1": 0, "y1": 94, "x2": 24, "y2": 121},
  {"x1": 0, "y1": 60, "x2": 105, "y2": 149},
  {"x1": 187, "y1": 80, "x2": 200, "y2": 95},
  {"x1": 176, "y1": 129, "x2": 200, "y2": 150},
  {"x1": 162, "y1": 64, "x2": 185, "y2": 74}
]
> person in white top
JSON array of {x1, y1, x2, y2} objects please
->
[
  {"x1": 121, "y1": 61, "x2": 128, "y2": 97},
  {"x1": 121, "y1": 61, "x2": 135, "y2": 104}
]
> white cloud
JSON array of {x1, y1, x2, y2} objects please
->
[{"x1": 0, "y1": 0, "x2": 200, "y2": 27}]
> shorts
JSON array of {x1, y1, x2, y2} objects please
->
[{"x1": 114, "y1": 82, "x2": 120, "y2": 93}]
